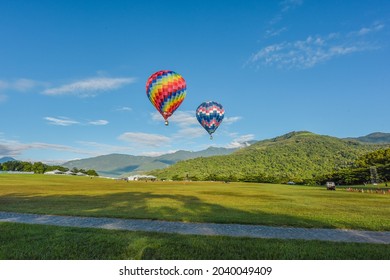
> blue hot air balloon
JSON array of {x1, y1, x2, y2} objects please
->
[{"x1": 196, "y1": 101, "x2": 225, "y2": 139}]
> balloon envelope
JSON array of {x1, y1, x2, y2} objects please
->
[
  {"x1": 196, "y1": 101, "x2": 225, "y2": 138},
  {"x1": 146, "y1": 70, "x2": 186, "y2": 125}
]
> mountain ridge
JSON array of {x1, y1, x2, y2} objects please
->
[
  {"x1": 150, "y1": 131, "x2": 389, "y2": 183},
  {"x1": 62, "y1": 146, "x2": 238, "y2": 177},
  {"x1": 345, "y1": 132, "x2": 390, "y2": 144},
  {"x1": 0, "y1": 157, "x2": 16, "y2": 164},
  {"x1": 60, "y1": 131, "x2": 389, "y2": 178}
]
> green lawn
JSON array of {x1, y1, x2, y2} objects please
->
[
  {"x1": 1, "y1": 222, "x2": 389, "y2": 260},
  {"x1": 0, "y1": 174, "x2": 389, "y2": 231}
]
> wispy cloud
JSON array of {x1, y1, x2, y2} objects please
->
[
  {"x1": 42, "y1": 77, "x2": 136, "y2": 97},
  {"x1": 0, "y1": 79, "x2": 47, "y2": 104},
  {"x1": 265, "y1": 0, "x2": 303, "y2": 38},
  {"x1": 118, "y1": 132, "x2": 171, "y2": 147},
  {"x1": 151, "y1": 111, "x2": 243, "y2": 139},
  {"x1": 349, "y1": 22, "x2": 384, "y2": 37},
  {"x1": 44, "y1": 116, "x2": 109, "y2": 126},
  {"x1": 151, "y1": 111, "x2": 205, "y2": 138},
  {"x1": 224, "y1": 116, "x2": 242, "y2": 125},
  {"x1": 250, "y1": 23, "x2": 384, "y2": 69},
  {"x1": 116, "y1": 106, "x2": 132, "y2": 112},
  {"x1": 280, "y1": 0, "x2": 303, "y2": 13},
  {"x1": 0, "y1": 78, "x2": 47, "y2": 92},
  {"x1": 0, "y1": 138, "x2": 91, "y2": 157},
  {"x1": 140, "y1": 150, "x2": 179, "y2": 157},
  {"x1": 151, "y1": 111, "x2": 198, "y2": 127},
  {"x1": 265, "y1": 27, "x2": 288, "y2": 38},
  {"x1": 44, "y1": 117, "x2": 80, "y2": 126},
  {"x1": 88, "y1": 120, "x2": 109, "y2": 126},
  {"x1": 76, "y1": 141, "x2": 132, "y2": 155}
]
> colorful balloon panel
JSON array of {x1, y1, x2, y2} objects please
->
[
  {"x1": 146, "y1": 70, "x2": 186, "y2": 125},
  {"x1": 196, "y1": 101, "x2": 225, "y2": 138}
]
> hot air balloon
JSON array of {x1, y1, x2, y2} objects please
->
[
  {"x1": 146, "y1": 70, "x2": 186, "y2": 125},
  {"x1": 196, "y1": 101, "x2": 225, "y2": 139}
]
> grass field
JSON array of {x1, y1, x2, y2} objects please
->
[
  {"x1": 1, "y1": 222, "x2": 389, "y2": 260},
  {"x1": 0, "y1": 174, "x2": 389, "y2": 231},
  {"x1": 1, "y1": 174, "x2": 389, "y2": 260}
]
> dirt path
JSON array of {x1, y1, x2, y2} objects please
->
[{"x1": 1, "y1": 211, "x2": 390, "y2": 244}]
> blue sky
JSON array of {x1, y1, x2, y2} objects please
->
[{"x1": 0, "y1": 0, "x2": 389, "y2": 162}]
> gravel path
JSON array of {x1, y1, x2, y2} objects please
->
[{"x1": 1, "y1": 211, "x2": 390, "y2": 244}]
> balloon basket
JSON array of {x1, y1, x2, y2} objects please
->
[{"x1": 165, "y1": 120, "x2": 169, "y2": 126}]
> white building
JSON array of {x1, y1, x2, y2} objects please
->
[
  {"x1": 44, "y1": 169, "x2": 64, "y2": 175},
  {"x1": 128, "y1": 175, "x2": 157, "y2": 181}
]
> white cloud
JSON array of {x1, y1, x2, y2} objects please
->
[
  {"x1": 118, "y1": 132, "x2": 171, "y2": 147},
  {"x1": 170, "y1": 111, "x2": 199, "y2": 127},
  {"x1": 42, "y1": 77, "x2": 136, "y2": 97},
  {"x1": 88, "y1": 120, "x2": 109, "y2": 126},
  {"x1": 13, "y1": 79, "x2": 45, "y2": 91},
  {"x1": 152, "y1": 111, "x2": 204, "y2": 139},
  {"x1": 140, "y1": 150, "x2": 179, "y2": 157},
  {"x1": 44, "y1": 117, "x2": 110, "y2": 126},
  {"x1": 0, "y1": 139, "x2": 91, "y2": 157},
  {"x1": 76, "y1": 141, "x2": 132, "y2": 155},
  {"x1": 280, "y1": 0, "x2": 303, "y2": 12},
  {"x1": 151, "y1": 110, "x2": 243, "y2": 140},
  {"x1": 44, "y1": 117, "x2": 79, "y2": 126},
  {"x1": 151, "y1": 111, "x2": 198, "y2": 127},
  {"x1": 224, "y1": 116, "x2": 242, "y2": 125},
  {"x1": 265, "y1": 0, "x2": 302, "y2": 38},
  {"x1": 226, "y1": 134, "x2": 256, "y2": 149},
  {"x1": 250, "y1": 26, "x2": 382, "y2": 69},
  {"x1": 174, "y1": 126, "x2": 206, "y2": 139},
  {"x1": 350, "y1": 22, "x2": 385, "y2": 37},
  {"x1": 0, "y1": 78, "x2": 46, "y2": 92},
  {"x1": 265, "y1": 27, "x2": 288, "y2": 38},
  {"x1": 116, "y1": 106, "x2": 132, "y2": 112}
]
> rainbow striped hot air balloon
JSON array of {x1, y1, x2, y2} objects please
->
[
  {"x1": 146, "y1": 70, "x2": 186, "y2": 125},
  {"x1": 196, "y1": 101, "x2": 225, "y2": 139}
]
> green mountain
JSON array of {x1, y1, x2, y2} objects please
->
[
  {"x1": 150, "y1": 131, "x2": 388, "y2": 183},
  {"x1": 62, "y1": 147, "x2": 237, "y2": 177},
  {"x1": 346, "y1": 132, "x2": 390, "y2": 144}
]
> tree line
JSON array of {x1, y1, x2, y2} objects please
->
[
  {"x1": 316, "y1": 148, "x2": 390, "y2": 185},
  {"x1": 0, "y1": 160, "x2": 99, "y2": 176}
]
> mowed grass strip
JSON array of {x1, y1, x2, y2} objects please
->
[
  {"x1": 1, "y1": 222, "x2": 389, "y2": 260},
  {"x1": 0, "y1": 174, "x2": 389, "y2": 230}
]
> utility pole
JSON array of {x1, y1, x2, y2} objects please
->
[{"x1": 370, "y1": 166, "x2": 379, "y2": 185}]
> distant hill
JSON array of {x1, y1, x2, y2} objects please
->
[
  {"x1": 151, "y1": 131, "x2": 389, "y2": 183},
  {"x1": 346, "y1": 132, "x2": 390, "y2": 144},
  {"x1": 62, "y1": 147, "x2": 238, "y2": 177},
  {"x1": 0, "y1": 157, "x2": 16, "y2": 164}
]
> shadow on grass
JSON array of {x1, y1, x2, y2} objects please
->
[
  {"x1": 0, "y1": 191, "x2": 356, "y2": 229},
  {"x1": 2, "y1": 222, "x2": 390, "y2": 260}
]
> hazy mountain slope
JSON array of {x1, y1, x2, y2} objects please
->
[
  {"x1": 62, "y1": 147, "x2": 237, "y2": 177},
  {"x1": 0, "y1": 157, "x2": 16, "y2": 164},
  {"x1": 346, "y1": 132, "x2": 390, "y2": 144}
]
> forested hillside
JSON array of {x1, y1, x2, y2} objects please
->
[
  {"x1": 150, "y1": 131, "x2": 388, "y2": 184},
  {"x1": 318, "y1": 147, "x2": 390, "y2": 185}
]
